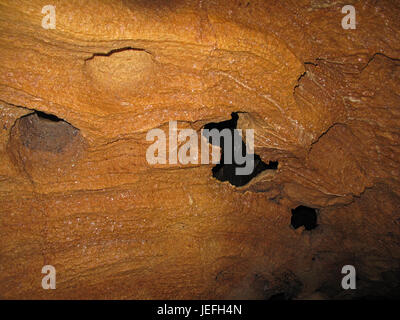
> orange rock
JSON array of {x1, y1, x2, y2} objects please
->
[{"x1": 0, "y1": 0, "x2": 399, "y2": 299}]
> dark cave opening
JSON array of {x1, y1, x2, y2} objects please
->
[
  {"x1": 7, "y1": 108, "x2": 86, "y2": 177},
  {"x1": 291, "y1": 205, "x2": 318, "y2": 231},
  {"x1": 202, "y1": 112, "x2": 278, "y2": 187}
]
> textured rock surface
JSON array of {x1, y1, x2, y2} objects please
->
[{"x1": 0, "y1": 0, "x2": 399, "y2": 299}]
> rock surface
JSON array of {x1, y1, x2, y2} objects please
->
[{"x1": 0, "y1": 0, "x2": 399, "y2": 299}]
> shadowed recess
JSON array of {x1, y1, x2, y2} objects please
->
[
  {"x1": 291, "y1": 206, "x2": 318, "y2": 231},
  {"x1": 203, "y1": 112, "x2": 278, "y2": 187}
]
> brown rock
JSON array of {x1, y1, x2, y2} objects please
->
[{"x1": 0, "y1": 0, "x2": 399, "y2": 299}]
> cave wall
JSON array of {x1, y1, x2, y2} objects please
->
[{"x1": 0, "y1": 0, "x2": 399, "y2": 299}]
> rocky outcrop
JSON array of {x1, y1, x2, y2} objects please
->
[{"x1": 0, "y1": 0, "x2": 399, "y2": 299}]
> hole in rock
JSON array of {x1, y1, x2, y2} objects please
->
[
  {"x1": 16, "y1": 111, "x2": 80, "y2": 153},
  {"x1": 203, "y1": 112, "x2": 278, "y2": 187},
  {"x1": 291, "y1": 205, "x2": 318, "y2": 231},
  {"x1": 36, "y1": 111, "x2": 62, "y2": 122}
]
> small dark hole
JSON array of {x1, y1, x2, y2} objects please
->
[
  {"x1": 291, "y1": 205, "x2": 318, "y2": 231},
  {"x1": 36, "y1": 111, "x2": 62, "y2": 122},
  {"x1": 203, "y1": 112, "x2": 278, "y2": 187}
]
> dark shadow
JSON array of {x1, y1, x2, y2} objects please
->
[
  {"x1": 291, "y1": 205, "x2": 318, "y2": 231},
  {"x1": 36, "y1": 111, "x2": 62, "y2": 122},
  {"x1": 203, "y1": 112, "x2": 278, "y2": 187}
]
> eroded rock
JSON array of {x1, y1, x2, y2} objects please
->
[{"x1": 0, "y1": 0, "x2": 399, "y2": 299}]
